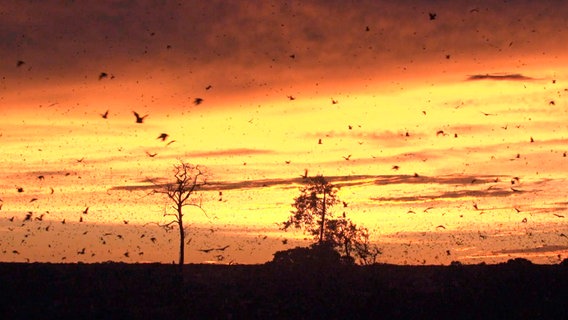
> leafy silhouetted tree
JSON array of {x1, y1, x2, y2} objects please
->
[
  {"x1": 155, "y1": 162, "x2": 207, "y2": 267},
  {"x1": 282, "y1": 175, "x2": 339, "y2": 244},
  {"x1": 281, "y1": 175, "x2": 380, "y2": 264}
]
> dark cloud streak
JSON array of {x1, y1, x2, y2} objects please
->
[
  {"x1": 466, "y1": 73, "x2": 535, "y2": 81},
  {"x1": 109, "y1": 173, "x2": 506, "y2": 193}
]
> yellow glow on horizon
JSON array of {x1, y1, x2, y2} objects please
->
[{"x1": 2, "y1": 59, "x2": 568, "y2": 265}]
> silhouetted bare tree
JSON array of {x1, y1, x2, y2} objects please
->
[{"x1": 155, "y1": 162, "x2": 207, "y2": 267}]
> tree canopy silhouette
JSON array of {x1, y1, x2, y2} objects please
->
[{"x1": 281, "y1": 175, "x2": 380, "y2": 264}]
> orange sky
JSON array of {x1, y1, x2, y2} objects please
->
[{"x1": 1, "y1": 1, "x2": 568, "y2": 265}]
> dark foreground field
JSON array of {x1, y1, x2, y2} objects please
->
[{"x1": 1, "y1": 259, "x2": 567, "y2": 319}]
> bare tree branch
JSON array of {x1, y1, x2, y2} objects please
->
[{"x1": 154, "y1": 161, "x2": 209, "y2": 267}]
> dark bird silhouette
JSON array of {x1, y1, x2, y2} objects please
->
[
  {"x1": 348, "y1": 125, "x2": 353, "y2": 130},
  {"x1": 79, "y1": 217, "x2": 83, "y2": 222},
  {"x1": 16, "y1": 60, "x2": 25, "y2": 67},
  {"x1": 429, "y1": 12, "x2": 437, "y2": 20},
  {"x1": 83, "y1": 206, "x2": 89, "y2": 214},
  {"x1": 436, "y1": 130, "x2": 446, "y2": 136},
  {"x1": 30, "y1": 198, "x2": 38, "y2": 203},
  {"x1": 436, "y1": 225, "x2": 446, "y2": 229},
  {"x1": 514, "y1": 207, "x2": 521, "y2": 213},
  {"x1": 76, "y1": 157, "x2": 85, "y2": 163},
  {"x1": 77, "y1": 248, "x2": 86, "y2": 255},
  {"x1": 150, "y1": 237, "x2": 157, "y2": 243},
  {"x1": 24, "y1": 212, "x2": 33, "y2": 222},
  {"x1": 61, "y1": 219, "x2": 66, "y2": 224},
  {"x1": 287, "y1": 95, "x2": 295, "y2": 101},
  {"x1": 145, "y1": 151, "x2": 157, "y2": 157},
  {"x1": 289, "y1": 54, "x2": 295, "y2": 59},
  {"x1": 480, "y1": 111, "x2": 495, "y2": 116},
  {"x1": 17, "y1": 187, "x2": 24, "y2": 193},
  {"x1": 342, "y1": 201, "x2": 348, "y2": 208},
  {"x1": 205, "y1": 85, "x2": 212, "y2": 90},
  {"x1": 342, "y1": 155, "x2": 351, "y2": 161},
  {"x1": 157, "y1": 133, "x2": 169, "y2": 141},
  {"x1": 100, "y1": 110, "x2": 109, "y2": 119},
  {"x1": 133, "y1": 111, "x2": 148, "y2": 123},
  {"x1": 284, "y1": 160, "x2": 291, "y2": 164},
  {"x1": 549, "y1": 100, "x2": 555, "y2": 106},
  {"x1": 37, "y1": 175, "x2": 45, "y2": 180},
  {"x1": 365, "y1": 26, "x2": 370, "y2": 32},
  {"x1": 318, "y1": 138, "x2": 322, "y2": 144},
  {"x1": 392, "y1": 165, "x2": 400, "y2": 171},
  {"x1": 331, "y1": 99, "x2": 338, "y2": 104},
  {"x1": 407, "y1": 210, "x2": 416, "y2": 214},
  {"x1": 473, "y1": 203, "x2": 479, "y2": 210},
  {"x1": 123, "y1": 220, "x2": 129, "y2": 224},
  {"x1": 194, "y1": 98, "x2": 203, "y2": 105},
  {"x1": 98, "y1": 72, "x2": 108, "y2": 80},
  {"x1": 530, "y1": 137, "x2": 534, "y2": 143},
  {"x1": 553, "y1": 214, "x2": 565, "y2": 218}
]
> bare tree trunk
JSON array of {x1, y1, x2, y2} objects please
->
[
  {"x1": 178, "y1": 205, "x2": 184, "y2": 266},
  {"x1": 319, "y1": 192, "x2": 326, "y2": 244}
]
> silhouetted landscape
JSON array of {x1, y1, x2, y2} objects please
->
[
  {"x1": 1, "y1": 258, "x2": 568, "y2": 319},
  {"x1": 2, "y1": 2, "x2": 568, "y2": 319}
]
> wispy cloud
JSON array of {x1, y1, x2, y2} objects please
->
[
  {"x1": 109, "y1": 174, "x2": 378, "y2": 193},
  {"x1": 494, "y1": 245, "x2": 568, "y2": 255},
  {"x1": 370, "y1": 187, "x2": 514, "y2": 203},
  {"x1": 466, "y1": 73, "x2": 535, "y2": 81},
  {"x1": 186, "y1": 148, "x2": 274, "y2": 158},
  {"x1": 109, "y1": 173, "x2": 509, "y2": 195}
]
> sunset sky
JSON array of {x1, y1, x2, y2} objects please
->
[{"x1": 1, "y1": 0, "x2": 568, "y2": 265}]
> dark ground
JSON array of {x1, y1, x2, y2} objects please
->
[{"x1": 0, "y1": 259, "x2": 567, "y2": 319}]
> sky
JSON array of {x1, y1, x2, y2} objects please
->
[{"x1": 1, "y1": 0, "x2": 568, "y2": 265}]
